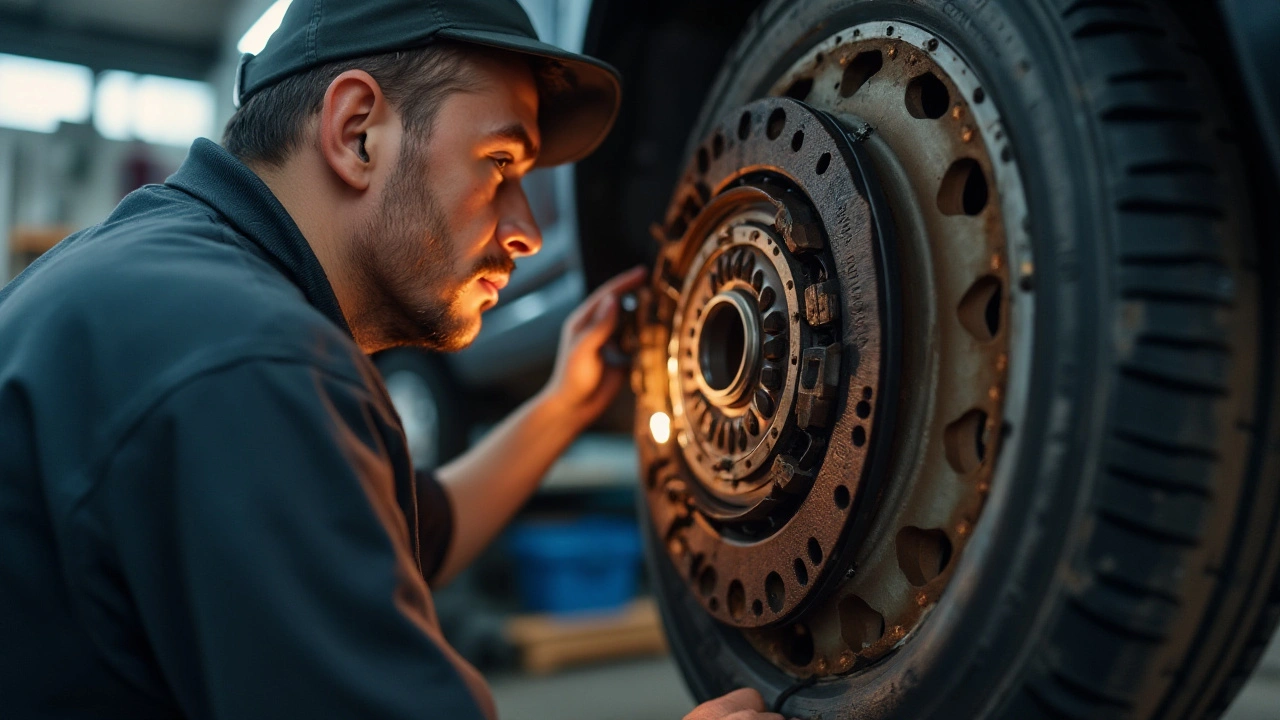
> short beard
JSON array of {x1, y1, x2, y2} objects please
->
[{"x1": 348, "y1": 137, "x2": 489, "y2": 353}]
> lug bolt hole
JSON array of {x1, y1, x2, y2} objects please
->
[
  {"x1": 794, "y1": 558, "x2": 809, "y2": 586},
  {"x1": 958, "y1": 275, "x2": 1003, "y2": 341},
  {"x1": 807, "y1": 537, "x2": 823, "y2": 566},
  {"x1": 727, "y1": 580, "x2": 746, "y2": 620},
  {"x1": 839, "y1": 595, "x2": 884, "y2": 651},
  {"x1": 766, "y1": 108, "x2": 787, "y2": 140},
  {"x1": 766, "y1": 571, "x2": 785, "y2": 612},
  {"x1": 791, "y1": 130, "x2": 804, "y2": 152},
  {"x1": 896, "y1": 527, "x2": 953, "y2": 586},
  {"x1": 905, "y1": 72, "x2": 950, "y2": 119},
  {"x1": 944, "y1": 409, "x2": 989, "y2": 474},
  {"x1": 840, "y1": 51, "x2": 883, "y2": 98},
  {"x1": 698, "y1": 566, "x2": 717, "y2": 596},
  {"x1": 834, "y1": 485, "x2": 851, "y2": 509},
  {"x1": 786, "y1": 623, "x2": 815, "y2": 667},
  {"x1": 816, "y1": 152, "x2": 831, "y2": 175},
  {"x1": 938, "y1": 158, "x2": 989, "y2": 216},
  {"x1": 852, "y1": 425, "x2": 867, "y2": 447},
  {"x1": 784, "y1": 77, "x2": 814, "y2": 102},
  {"x1": 738, "y1": 111, "x2": 752, "y2": 141}
]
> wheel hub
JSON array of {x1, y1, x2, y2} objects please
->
[
  {"x1": 637, "y1": 18, "x2": 1025, "y2": 678},
  {"x1": 635, "y1": 96, "x2": 899, "y2": 627}
]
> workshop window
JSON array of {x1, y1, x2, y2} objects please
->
[
  {"x1": 0, "y1": 53, "x2": 93, "y2": 134},
  {"x1": 94, "y1": 72, "x2": 215, "y2": 148}
]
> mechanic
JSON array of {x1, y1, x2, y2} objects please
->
[{"x1": 0, "y1": 1, "x2": 786, "y2": 719}]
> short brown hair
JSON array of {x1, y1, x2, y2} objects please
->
[{"x1": 222, "y1": 41, "x2": 475, "y2": 167}]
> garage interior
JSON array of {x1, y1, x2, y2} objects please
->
[{"x1": 1, "y1": 0, "x2": 1277, "y2": 718}]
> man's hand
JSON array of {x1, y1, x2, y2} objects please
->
[
  {"x1": 432, "y1": 266, "x2": 647, "y2": 585},
  {"x1": 541, "y1": 266, "x2": 647, "y2": 429},
  {"x1": 685, "y1": 688, "x2": 787, "y2": 720}
]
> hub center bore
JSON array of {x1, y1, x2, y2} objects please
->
[{"x1": 695, "y1": 290, "x2": 760, "y2": 405}]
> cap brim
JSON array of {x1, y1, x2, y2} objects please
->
[{"x1": 436, "y1": 29, "x2": 621, "y2": 168}]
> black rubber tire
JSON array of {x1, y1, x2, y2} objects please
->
[
  {"x1": 643, "y1": 1, "x2": 1280, "y2": 718},
  {"x1": 374, "y1": 350, "x2": 468, "y2": 471}
]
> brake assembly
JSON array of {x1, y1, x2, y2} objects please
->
[{"x1": 633, "y1": 97, "x2": 900, "y2": 633}]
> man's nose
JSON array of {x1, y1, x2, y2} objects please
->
[{"x1": 497, "y1": 182, "x2": 543, "y2": 259}]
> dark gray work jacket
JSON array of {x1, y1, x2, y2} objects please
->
[{"x1": 0, "y1": 139, "x2": 493, "y2": 720}]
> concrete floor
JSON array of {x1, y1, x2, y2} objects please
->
[{"x1": 490, "y1": 629, "x2": 1280, "y2": 720}]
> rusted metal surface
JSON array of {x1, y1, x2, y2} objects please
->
[
  {"x1": 635, "y1": 96, "x2": 898, "y2": 629},
  {"x1": 636, "y1": 19, "x2": 1032, "y2": 680},
  {"x1": 742, "y1": 22, "x2": 1021, "y2": 675}
]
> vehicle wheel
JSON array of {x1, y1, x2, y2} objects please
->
[
  {"x1": 376, "y1": 350, "x2": 467, "y2": 471},
  {"x1": 629, "y1": 1, "x2": 1280, "y2": 718}
]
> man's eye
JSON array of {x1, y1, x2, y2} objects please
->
[{"x1": 492, "y1": 156, "x2": 512, "y2": 171}]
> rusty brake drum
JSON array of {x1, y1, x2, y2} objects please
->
[{"x1": 633, "y1": 97, "x2": 901, "y2": 629}]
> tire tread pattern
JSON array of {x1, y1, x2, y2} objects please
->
[{"x1": 666, "y1": 0, "x2": 1279, "y2": 718}]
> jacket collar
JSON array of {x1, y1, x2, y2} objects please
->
[{"x1": 165, "y1": 138, "x2": 353, "y2": 339}]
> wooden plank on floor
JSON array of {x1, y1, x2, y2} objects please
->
[{"x1": 504, "y1": 598, "x2": 668, "y2": 675}]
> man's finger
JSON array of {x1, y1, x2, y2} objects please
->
[
  {"x1": 722, "y1": 712, "x2": 784, "y2": 720},
  {"x1": 685, "y1": 688, "x2": 770, "y2": 720},
  {"x1": 591, "y1": 265, "x2": 647, "y2": 300}
]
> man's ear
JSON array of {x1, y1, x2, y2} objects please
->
[{"x1": 318, "y1": 70, "x2": 390, "y2": 191}]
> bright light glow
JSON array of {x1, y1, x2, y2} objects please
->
[
  {"x1": 93, "y1": 71, "x2": 134, "y2": 141},
  {"x1": 0, "y1": 54, "x2": 92, "y2": 133},
  {"x1": 95, "y1": 71, "x2": 214, "y2": 146},
  {"x1": 238, "y1": 0, "x2": 294, "y2": 55},
  {"x1": 133, "y1": 75, "x2": 215, "y2": 146},
  {"x1": 649, "y1": 412, "x2": 672, "y2": 445}
]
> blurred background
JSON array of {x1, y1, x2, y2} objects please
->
[
  {"x1": 0, "y1": 1, "x2": 686, "y2": 717},
  {"x1": 0, "y1": 2, "x2": 1276, "y2": 719}
]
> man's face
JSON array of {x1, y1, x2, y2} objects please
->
[{"x1": 350, "y1": 54, "x2": 542, "y2": 352}]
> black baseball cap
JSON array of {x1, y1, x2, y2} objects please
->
[{"x1": 234, "y1": 0, "x2": 622, "y2": 167}]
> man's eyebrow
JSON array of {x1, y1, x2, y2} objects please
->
[{"x1": 487, "y1": 123, "x2": 540, "y2": 162}]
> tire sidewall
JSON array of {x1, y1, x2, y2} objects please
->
[{"x1": 653, "y1": 1, "x2": 1108, "y2": 717}]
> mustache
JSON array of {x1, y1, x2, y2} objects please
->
[{"x1": 472, "y1": 254, "x2": 516, "y2": 279}]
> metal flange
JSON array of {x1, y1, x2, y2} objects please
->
[{"x1": 635, "y1": 96, "x2": 900, "y2": 628}]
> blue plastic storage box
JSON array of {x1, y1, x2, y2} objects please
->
[{"x1": 508, "y1": 516, "x2": 642, "y2": 615}]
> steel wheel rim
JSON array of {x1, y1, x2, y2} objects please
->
[{"x1": 639, "y1": 17, "x2": 1037, "y2": 681}]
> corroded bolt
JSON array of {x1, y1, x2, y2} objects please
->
[
  {"x1": 768, "y1": 454, "x2": 813, "y2": 494},
  {"x1": 776, "y1": 201, "x2": 824, "y2": 253},
  {"x1": 804, "y1": 280, "x2": 839, "y2": 327}
]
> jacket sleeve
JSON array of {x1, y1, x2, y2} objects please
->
[
  {"x1": 93, "y1": 358, "x2": 491, "y2": 720},
  {"x1": 414, "y1": 469, "x2": 455, "y2": 584}
]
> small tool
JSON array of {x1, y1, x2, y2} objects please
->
[{"x1": 603, "y1": 289, "x2": 642, "y2": 368}]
